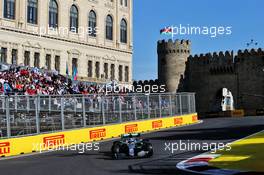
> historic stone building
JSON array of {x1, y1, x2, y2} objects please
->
[
  {"x1": 0, "y1": 0, "x2": 133, "y2": 84},
  {"x1": 158, "y1": 39, "x2": 264, "y2": 115}
]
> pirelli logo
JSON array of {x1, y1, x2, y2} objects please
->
[
  {"x1": 0, "y1": 142, "x2": 10, "y2": 155},
  {"x1": 174, "y1": 117, "x2": 183, "y2": 125},
  {"x1": 192, "y1": 115, "x2": 198, "y2": 122},
  {"x1": 152, "y1": 120, "x2": 163, "y2": 129},
  {"x1": 125, "y1": 124, "x2": 138, "y2": 133},
  {"x1": 90, "y1": 129, "x2": 106, "y2": 139},
  {"x1": 43, "y1": 134, "x2": 65, "y2": 147}
]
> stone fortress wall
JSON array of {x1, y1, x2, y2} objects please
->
[{"x1": 157, "y1": 39, "x2": 264, "y2": 114}]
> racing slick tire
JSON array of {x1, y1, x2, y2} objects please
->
[
  {"x1": 111, "y1": 142, "x2": 121, "y2": 159},
  {"x1": 144, "y1": 143, "x2": 153, "y2": 158}
]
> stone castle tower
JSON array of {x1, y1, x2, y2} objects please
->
[{"x1": 157, "y1": 39, "x2": 191, "y2": 92}]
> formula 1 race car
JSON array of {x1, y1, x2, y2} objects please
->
[{"x1": 111, "y1": 133, "x2": 153, "y2": 159}]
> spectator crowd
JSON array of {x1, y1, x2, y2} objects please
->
[{"x1": 0, "y1": 66, "x2": 123, "y2": 96}]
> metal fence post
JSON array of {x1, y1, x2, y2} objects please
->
[
  {"x1": 147, "y1": 95, "x2": 150, "y2": 119},
  {"x1": 179, "y1": 94, "x2": 183, "y2": 115},
  {"x1": 6, "y1": 97, "x2": 11, "y2": 138},
  {"x1": 102, "y1": 96, "x2": 106, "y2": 125},
  {"x1": 82, "y1": 96, "x2": 86, "y2": 127},
  {"x1": 2, "y1": 96, "x2": 5, "y2": 112},
  {"x1": 38, "y1": 95, "x2": 41, "y2": 112},
  {"x1": 175, "y1": 94, "x2": 178, "y2": 115},
  {"x1": 48, "y1": 96, "x2": 51, "y2": 112},
  {"x1": 169, "y1": 94, "x2": 173, "y2": 116},
  {"x1": 159, "y1": 94, "x2": 162, "y2": 118},
  {"x1": 14, "y1": 95, "x2": 17, "y2": 111},
  {"x1": 26, "y1": 95, "x2": 30, "y2": 111},
  {"x1": 133, "y1": 95, "x2": 137, "y2": 121},
  {"x1": 74, "y1": 97, "x2": 77, "y2": 113},
  {"x1": 119, "y1": 96, "x2": 122, "y2": 123},
  {"x1": 188, "y1": 94, "x2": 191, "y2": 114},
  {"x1": 35, "y1": 96, "x2": 40, "y2": 134},
  {"x1": 194, "y1": 94, "x2": 196, "y2": 113},
  {"x1": 60, "y1": 97, "x2": 65, "y2": 130}
]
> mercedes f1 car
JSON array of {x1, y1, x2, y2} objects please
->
[{"x1": 111, "y1": 133, "x2": 153, "y2": 159}]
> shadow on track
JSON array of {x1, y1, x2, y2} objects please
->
[
  {"x1": 97, "y1": 151, "x2": 155, "y2": 161},
  {"x1": 150, "y1": 125, "x2": 264, "y2": 141},
  {"x1": 126, "y1": 151, "x2": 204, "y2": 175}
]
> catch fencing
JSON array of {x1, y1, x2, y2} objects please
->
[{"x1": 0, "y1": 93, "x2": 195, "y2": 138}]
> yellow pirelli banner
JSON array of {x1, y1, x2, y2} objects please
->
[
  {"x1": 0, "y1": 113, "x2": 198, "y2": 157},
  {"x1": 231, "y1": 109, "x2": 245, "y2": 117}
]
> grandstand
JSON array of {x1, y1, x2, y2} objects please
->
[{"x1": 0, "y1": 64, "x2": 195, "y2": 139}]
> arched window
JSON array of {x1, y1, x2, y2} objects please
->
[
  {"x1": 106, "y1": 15, "x2": 113, "y2": 40},
  {"x1": 120, "y1": 19, "x2": 127, "y2": 43},
  {"x1": 88, "y1": 10, "x2": 96, "y2": 36},
  {"x1": 70, "y1": 5, "x2": 78, "y2": 33},
  {"x1": 49, "y1": 0, "x2": 58, "y2": 28},
  {"x1": 27, "y1": 0, "x2": 38, "y2": 24},
  {"x1": 4, "y1": 0, "x2": 16, "y2": 19}
]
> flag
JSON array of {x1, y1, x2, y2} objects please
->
[
  {"x1": 160, "y1": 27, "x2": 172, "y2": 35},
  {"x1": 72, "y1": 67, "x2": 78, "y2": 81}
]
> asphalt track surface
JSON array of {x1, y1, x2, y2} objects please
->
[{"x1": 0, "y1": 116, "x2": 264, "y2": 175}]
